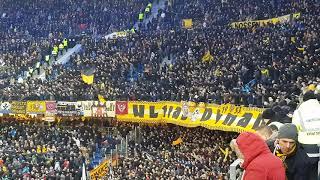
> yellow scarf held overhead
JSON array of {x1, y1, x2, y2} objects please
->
[
  {"x1": 297, "y1": 47, "x2": 305, "y2": 52},
  {"x1": 219, "y1": 146, "x2": 230, "y2": 161},
  {"x1": 307, "y1": 84, "x2": 316, "y2": 91},
  {"x1": 172, "y1": 137, "x2": 183, "y2": 146},
  {"x1": 202, "y1": 50, "x2": 214, "y2": 62},
  {"x1": 42, "y1": 145, "x2": 47, "y2": 153},
  {"x1": 37, "y1": 145, "x2": 42, "y2": 154},
  {"x1": 261, "y1": 69, "x2": 269, "y2": 76},
  {"x1": 98, "y1": 94, "x2": 106, "y2": 104},
  {"x1": 2, "y1": 166, "x2": 8, "y2": 173}
]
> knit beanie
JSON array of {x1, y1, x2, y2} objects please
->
[{"x1": 277, "y1": 123, "x2": 298, "y2": 141}]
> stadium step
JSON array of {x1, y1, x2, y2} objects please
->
[
  {"x1": 134, "y1": 0, "x2": 167, "y2": 30},
  {"x1": 30, "y1": 44, "x2": 82, "y2": 81}
]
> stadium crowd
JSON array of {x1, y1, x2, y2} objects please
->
[
  {"x1": 0, "y1": 118, "x2": 236, "y2": 179},
  {"x1": 111, "y1": 125, "x2": 236, "y2": 180},
  {"x1": 0, "y1": 0, "x2": 319, "y2": 108},
  {"x1": 0, "y1": 0, "x2": 149, "y2": 99},
  {"x1": 0, "y1": 0, "x2": 149, "y2": 37},
  {"x1": 0, "y1": 0, "x2": 320, "y2": 179},
  {"x1": 0, "y1": 118, "x2": 103, "y2": 179}
]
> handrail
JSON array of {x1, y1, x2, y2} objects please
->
[{"x1": 229, "y1": 159, "x2": 242, "y2": 180}]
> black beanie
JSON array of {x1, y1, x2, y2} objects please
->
[
  {"x1": 277, "y1": 123, "x2": 298, "y2": 141},
  {"x1": 303, "y1": 91, "x2": 315, "y2": 102}
]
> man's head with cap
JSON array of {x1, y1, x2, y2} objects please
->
[{"x1": 276, "y1": 123, "x2": 298, "y2": 154}]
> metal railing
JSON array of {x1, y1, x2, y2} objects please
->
[{"x1": 229, "y1": 159, "x2": 243, "y2": 180}]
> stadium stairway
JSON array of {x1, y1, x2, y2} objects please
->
[
  {"x1": 30, "y1": 44, "x2": 82, "y2": 81},
  {"x1": 90, "y1": 144, "x2": 104, "y2": 169},
  {"x1": 134, "y1": 0, "x2": 167, "y2": 30},
  {"x1": 104, "y1": 0, "x2": 167, "y2": 39},
  {"x1": 89, "y1": 135, "x2": 121, "y2": 169}
]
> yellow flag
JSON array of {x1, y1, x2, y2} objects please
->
[
  {"x1": 292, "y1": 12, "x2": 301, "y2": 19},
  {"x1": 202, "y1": 50, "x2": 214, "y2": 62},
  {"x1": 2, "y1": 166, "x2": 8, "y2": 173},
  {"x1": 297, "y1": 47, "x2": 305, "y2": 52},
  {"x1": 98, "y1": 94, "x2": 106, "y2": 104},
  {"x1": 182, "y1": 19, "x2": 193, "y2": 29},
  {"x1": 81, "y1": 74, "x2": 94, "y2": 84},
  {"x1": 172, "y1": 137, "x2": 183, "y2": 146},
  {"x1": 81, "y1": 67, "x2": 95, "y2": 85}
]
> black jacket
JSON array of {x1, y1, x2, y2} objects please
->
[{"x1": 267, "y1": 140, "x2": 318, "y2": 180}]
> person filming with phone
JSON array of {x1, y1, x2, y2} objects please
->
[{"x1": 267, "y1": 123, "x2": 316, "y2": 180}]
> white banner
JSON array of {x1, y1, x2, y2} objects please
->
[
  {"x1": 79, "y1": 101, "x2": 94, "y2": 117},
  {"x1": 106, "y1": 101, "x2": 116, "y2": 117},
  {"x1": 0, "y1": 102, "x2": 11, "y2": 114}
]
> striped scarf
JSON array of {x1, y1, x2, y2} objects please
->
[{"x1": 274, "y1": 144, "x2": 297, "y2": 169}]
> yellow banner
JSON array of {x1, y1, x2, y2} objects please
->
[
  {"x1": 26, "y1": 101, "x2": 46, "y2": 114},
  {"x1": 230, "y1": 13, "x2": 300, "y2": 29},
  {"x1": 89, "y1": 159, "x2": 109, "y2": 179},
  {"x1": 116, "y1": 31, "x2": 128, "y2": 38},
  {"x1": 89, "y1": 156, "x2": 118, "y2": 180},
  {"x1": 116, "y1": 102, "x2": 266, "y2": 132},
  {"x1": 11, "y1": 101, "x2": 27, "y2": 114}
]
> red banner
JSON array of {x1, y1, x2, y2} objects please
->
[
  {"x1": 46, "y1": 101, "x2": 56, "y2": 114},
  {"x1": 116, "y1": 101, "x2": 128, "y2": 115}
]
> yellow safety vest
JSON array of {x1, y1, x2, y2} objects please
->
[
  {"x1": 53, "y1": 46, "x2": 58, "y2": 52},
  {"x1": 139, "y1": 13, "x2": 144, "y2": 20},
  {"x1": 36, "y1": 62, "x2": 41, "y2": 68},
  {"x1": 45, "y1": 55, "x2": 50, "y2": 61},
  {"x1": 145, "y1": 7, "x2": 150, "y2": 13},
  {"x1": 59, "y1": 43, "x2": 64, "y2": 50},
  {"x1": 261, "y1": 69, "x2": 269, "y2": 76},
  {"x1": 147, "y1": 3, "x2": 152, "y2": 8},
  {"x1": 29, "y1": 68, "x2": 34, "y2": 74},
  {"x1": 63, "y1": 40, "x2": 68, "y2": 47},
  {"x1": 52, "y1": 50, "x2": 57, "y2": 56}
]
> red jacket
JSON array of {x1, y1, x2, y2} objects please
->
[{"x1": 236, "y1": 132, "x2": 286, "y2": 180}]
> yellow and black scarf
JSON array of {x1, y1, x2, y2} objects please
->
[{"x1": 275, "y1": 144, "x2": 297, "y2": 169}]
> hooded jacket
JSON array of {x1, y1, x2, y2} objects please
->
[{"x1": 237, "y1": 132, "x2": 285, "y2": 180}]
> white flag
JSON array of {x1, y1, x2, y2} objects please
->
[{"x1": 81, "y1": 163, "x2": 86, "y2": 180}]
